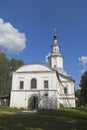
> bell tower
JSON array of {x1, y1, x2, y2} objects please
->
[{"x1": 47, "y1": 30, "x2": 63, "y2": 69}]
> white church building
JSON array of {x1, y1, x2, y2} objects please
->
[{"x1": 10, "y1": 33, "x2": 76, "y2": 110}]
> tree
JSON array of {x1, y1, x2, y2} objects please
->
[
  {"x1": 0, "y1": 52, "x2": 10, "y2": 97},
  {"x1": 75, "y1": 89, "x2": 82, "y2": 107},
  {"x1": 0, "y1": 52, "x2": 24, "y2": 98},
  {"x1": 79, "y1": 71, "x2": 87, "y2": 106},
  {"x1": 9, "y1": 58, "x2": 24, "y2": 72}
]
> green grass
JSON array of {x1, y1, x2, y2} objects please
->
[
  {"x1": 0, "y1": 107, "x2": 87, "y2": 130},
  {"x1": 37, "y1": 107, "x2": 87, "y2": 119}
]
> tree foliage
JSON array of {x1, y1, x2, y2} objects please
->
[
  {"x1": 76, "y1": 71, "x2": 87, "y2": 107},
  {"x1": 10, "y1": 58, "x2": 24, "y2": 72},
  {"x1": 0, "y1": 52, "x2": 10, "y2": 97},
  {"x1": 0, "y1": 52, "x2": 24, "y2": 98}
]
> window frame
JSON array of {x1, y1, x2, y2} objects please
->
[
  {"x1": 64, "y1": 87, "x2": 68, "y2": 94},
  {"x1": 44, "y1": 80, "x2": 48, "y2": 89},
  {"x1": 19, "y1": 81, "x2": 24, "y2": 89},
  {"x1": 31, "y1": 78, "x2": 37, "y2": 89}
]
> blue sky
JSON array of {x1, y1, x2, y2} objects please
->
[{"x1": 0, "y1": 0, "x2": 87, "y2": 89}]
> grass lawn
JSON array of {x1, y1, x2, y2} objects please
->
[{"x1": 0, "y1": 107, "x2": 87, "y2": 130}]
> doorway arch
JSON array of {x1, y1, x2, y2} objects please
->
[{"x1": 28, "y1": 95, "x2": 38, "y2": 110}]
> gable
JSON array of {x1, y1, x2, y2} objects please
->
[{"x1": 16, "y1": 63, "x2": 53, "y2": 73}]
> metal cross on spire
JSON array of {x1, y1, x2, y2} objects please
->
[
  {"x1": 53, "y1": 28, "x2": 57, "y2": 39},
  {"x1": 54, "y1": 28, "x2": 57, "y2": 36}
]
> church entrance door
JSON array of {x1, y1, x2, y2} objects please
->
[{"x1": 28, "y1": 95, "x2": 38, "y2": 110}]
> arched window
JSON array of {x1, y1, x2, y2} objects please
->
[
  {"x1": 64, "y1": 87, "x2": 67, "y2": 94},
  {"x1": 31, "y1": 78, "x2": 37, "y2": 89}
]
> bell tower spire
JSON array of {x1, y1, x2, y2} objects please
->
[
  {"x1": 52, "y1": 28, "x2": 60, "y2": 54},
  {"x1": 47, "y1": 30, "x2": 63, "y2": 69}
]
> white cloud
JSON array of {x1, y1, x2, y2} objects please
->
[
  {"x1": 78, "y1": 56, "x2": 87, "y2": 65},
  {"x1": 78, "y1": 56, "x2": 87, "y2": 74},
  {"x1": 0, "y1": 18, "x2": 26, "y2": 54}
]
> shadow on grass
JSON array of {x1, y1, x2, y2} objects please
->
[{"x1": 0, "y1": 112, "x2": 87, "y2": 130}]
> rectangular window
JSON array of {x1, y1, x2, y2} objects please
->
[
  {"x1": 64, "y1": 87, "x2": 67, "y2": 94},
  {"x1": 44, "y1": 80, "x2": 48, "y2": 88},
  {"x1": 20, "y1": 81, "x2": 24, "y2": 89}
]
